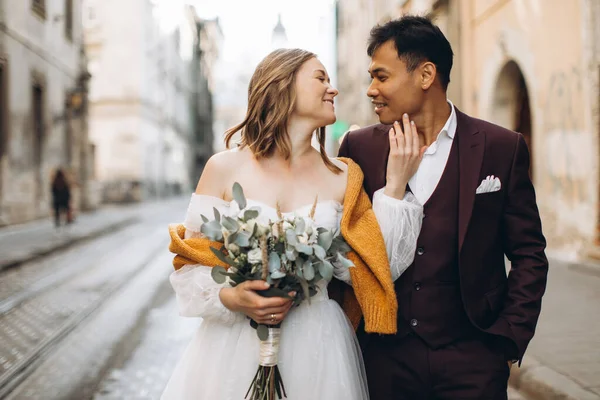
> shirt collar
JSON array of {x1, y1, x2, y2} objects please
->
[
  {"x1": 422, "y1": 100, "x2": 457, "y2": 156},
  {"x1": 441, "y1": 100, "x2": 457, "y2": 140}
]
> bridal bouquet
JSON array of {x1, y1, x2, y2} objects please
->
[{"x1": 200, "y1": 183, "x2": 354, "y2": 400}]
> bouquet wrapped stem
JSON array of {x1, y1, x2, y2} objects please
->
[
  {"x1": 246, "y1": 235, "x2": 286, "y2": 399},
  {"x1": 245, "y1": 327, "x2": 286, "y2": 400}
]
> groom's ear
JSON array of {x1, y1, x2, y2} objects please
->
[{"x1": 420, "y1": 62, "x2": 437, "y2": 90}]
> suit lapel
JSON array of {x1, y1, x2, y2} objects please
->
[
  {"x1": 457, "y1": 109, "x2": 485, "y2": 252},
  {"x1": 375, "y1": 124, "x2": 391, "y2": 193}
]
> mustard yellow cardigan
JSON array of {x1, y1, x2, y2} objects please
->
[{"x1": 168, "y1": 157, "x2": 398, "y2": 334}]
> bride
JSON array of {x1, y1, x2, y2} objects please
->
[{"x1": 162, "y1": 48, "x2": 424, "y2": 400}]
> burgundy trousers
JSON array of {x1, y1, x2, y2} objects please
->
[{"x1": 363, "y1": 333, "x2": 510, "y2": 400}]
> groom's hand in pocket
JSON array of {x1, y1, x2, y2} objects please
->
[
  {"x1": 219, "y1": 280, "x2": 295, "y2": 325},
  {"x1": 384, "y1": 113, "x2": 428, "y2": 199}
]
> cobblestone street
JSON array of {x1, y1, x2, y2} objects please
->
[{"x1": 0, "y1": 198, "x2": 188, "y2": 399}]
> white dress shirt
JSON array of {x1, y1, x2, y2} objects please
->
[{"x1": 408, "y1": 101, "x2": 457, "y2": 205}]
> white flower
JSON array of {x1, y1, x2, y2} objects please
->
[
  {"x1": 247, "y1": 248, "x2": 263, "y2": 264},
  {"x1": 227, "y1": 243, "x2": 240, "y2": 255},
  {"x1": 282, "y1": 221, "x2": 293, "y2": 232},
  {"x1": 298, "y1": 233, "x2": 309, "y2": 244},
  {"x1": 308, "y1": 233, "x2": 318, "y2": 244},
  {"x1": 256, "y1": 223, "x2": 270, "y2": 237}
]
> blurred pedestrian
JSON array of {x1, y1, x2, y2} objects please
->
[{"x1": 51, "y1": 168, "x2": 72, "y2": 227}]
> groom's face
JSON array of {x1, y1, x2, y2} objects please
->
[{"x1": 367, "y1": 40, "x2": 424, "y2": 125}]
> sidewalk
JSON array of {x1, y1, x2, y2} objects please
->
[
  {"x1": 0, "y1": 204, "x2": 141, "y2": 271},
  {"x1": 509, "y1": 258, "x2": 600, "y2": 400}
]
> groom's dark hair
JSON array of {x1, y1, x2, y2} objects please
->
[{"x1": 367, "y1": 15, "x2": 454, "y2": 89}]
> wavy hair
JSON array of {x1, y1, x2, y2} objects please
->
[{"x1": 224, "y1": 48, "x2": 341, "y2": 173}]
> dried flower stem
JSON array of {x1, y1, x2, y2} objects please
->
[
  {"x1": 260, "y1": 236, "x2": 268, "y2": 281},
  {"x1": 308, "y1": 195, "x2": 318, "y2": 220}
]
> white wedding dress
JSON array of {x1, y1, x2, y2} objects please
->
[{"x1": 161, "y1": 190, "x2": 423, "y2": 400}]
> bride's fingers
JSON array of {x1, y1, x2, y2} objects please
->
[
  {"x1": 259, "y1": 309, "x2": 289, "y2": 325},
  {"x1": 258, "y1": 304, "x2": 292, "y2": 318}
]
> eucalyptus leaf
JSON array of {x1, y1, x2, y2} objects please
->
[
  {"x1": 233, "y1": 230, "x2": 251, "y2": 247},
  {"x1": 201, "y1": 214, "x2": 209, "y2": 223},
  {"x1": 317, "y1": 227, "x2": 328, "y2": 235},
  {"x1": 201, "y1": 220, "x2": 223, "y2": 241},
  {"x1": 210, "y1": 266, "x2": 227, "y2": 284},
  {"x1": 337, "y1": 252, "x2": 355, "y2": 268},
  {"x1": 317, "y1": 231, "x2": 333, "y2": 251},
  {"x1": 331, "y1": 236, "x2": 351, "y2": 254},
  {"x1": 285, "y1": 229, "x2": 298, "y2": 245},
  {"x1": 313, "y1": 244, "x2": 326, "y2": 260},
  {"x1": 232, "y1": 182, "x2": 247, "y2": 209},
  {"x1": 268, "y1": 252, "x2": 281, "y2": 273},
  {"x1": 285, "y1": 249, "x2": 297, "y2": 261},
  {"x1": 295, "y1": 218, "x2": 305, "y2": 234},
  {"x1": 295, "y1": 243, "x2": 313, "y2": 255},
  {"x1": 210, "y1": 247, "x2": 236, "y2": 266},
  {"x1": 213, "y1": 207, "x2": 221, "y2": 222},
  {"x1": 244, "y1": 209, "x2": 259, "y2": 221},
  {"x1": 228, "y1": 231, "x2": 238, "y2": 245},
  {"x1": 303, "y1": 260, "x2": 315, "y2": 280},
  {"x1": 295, "y1": 258, "x2": 304, "y2": 278},
  {"x1": 318, "y1": 260, "x2": 334, "y2": 281},
  {"x1": 270, "y1": 270, "x2": 286, "y2": 279},
  {"x1": 221, "y1": 216, "x2": 239, "y2": 232},
  {"x1": 257, "y1": 324, "x2": 269, "y2": 341}
]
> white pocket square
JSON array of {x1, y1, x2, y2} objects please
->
[{"x1": 476, "y1": 175, "x2": 501, "y2": 194}]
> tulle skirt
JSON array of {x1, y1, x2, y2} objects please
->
[{"x1": 161, "y1": 294, "x2": 369, "y2": 400}]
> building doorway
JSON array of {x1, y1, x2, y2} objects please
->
[{"x1": 491, "y1": 60, "x2": 533, "y2": 175}]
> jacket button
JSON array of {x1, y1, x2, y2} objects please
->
[
  {"x1": 410, "y1": 319, "x2": 418, "y2": 327},
  {"x1": 414, "y1": 282, "x2": 421, "y2": 291},
  {"x1": 417, "y1": 247, "x2": 425, "y2": 256}
]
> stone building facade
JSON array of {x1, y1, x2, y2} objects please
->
[{"x1": 0, "y1": 0, "x2": 97, "y2": 226}]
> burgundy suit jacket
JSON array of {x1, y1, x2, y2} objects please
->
[{"x1": 338, "y1": 108, "x2": 549, "y2": 362}]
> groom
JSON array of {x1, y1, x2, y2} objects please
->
[{"x1": 338, "y1": 16, "x2": 548, "y2": 399}]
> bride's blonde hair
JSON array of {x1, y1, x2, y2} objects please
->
[{"x1": 224, "y1": 48, "x2": 341, "y2": 174}]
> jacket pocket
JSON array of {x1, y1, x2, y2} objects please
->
[{"x1": 484, "y1": 283, "x2": 507, "y2": 316}]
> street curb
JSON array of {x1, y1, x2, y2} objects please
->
[
  {"x1": 509, "y1": 357, "x2": 600, "y2": 400},
  {"x1": 0, "y1": 216, "x2": 139, "y2": 272}
]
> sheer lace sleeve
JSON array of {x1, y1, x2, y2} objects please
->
[
  {"x1": 169, "y1": 265, "x2": 242, "y2": 325},
  {"x1": 170, "y1": 194, "x2": 241, "y2": 325},
  {"x1": 372, "y1": 188, "x2": 423, "y2": 281}
]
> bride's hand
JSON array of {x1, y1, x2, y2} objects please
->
[
  {"x1": 384, "y1": 113, "x2": 428, "y2": 199},
  {"x1": 219, "y1": 280, "x2": 295, "y2": 325}
]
